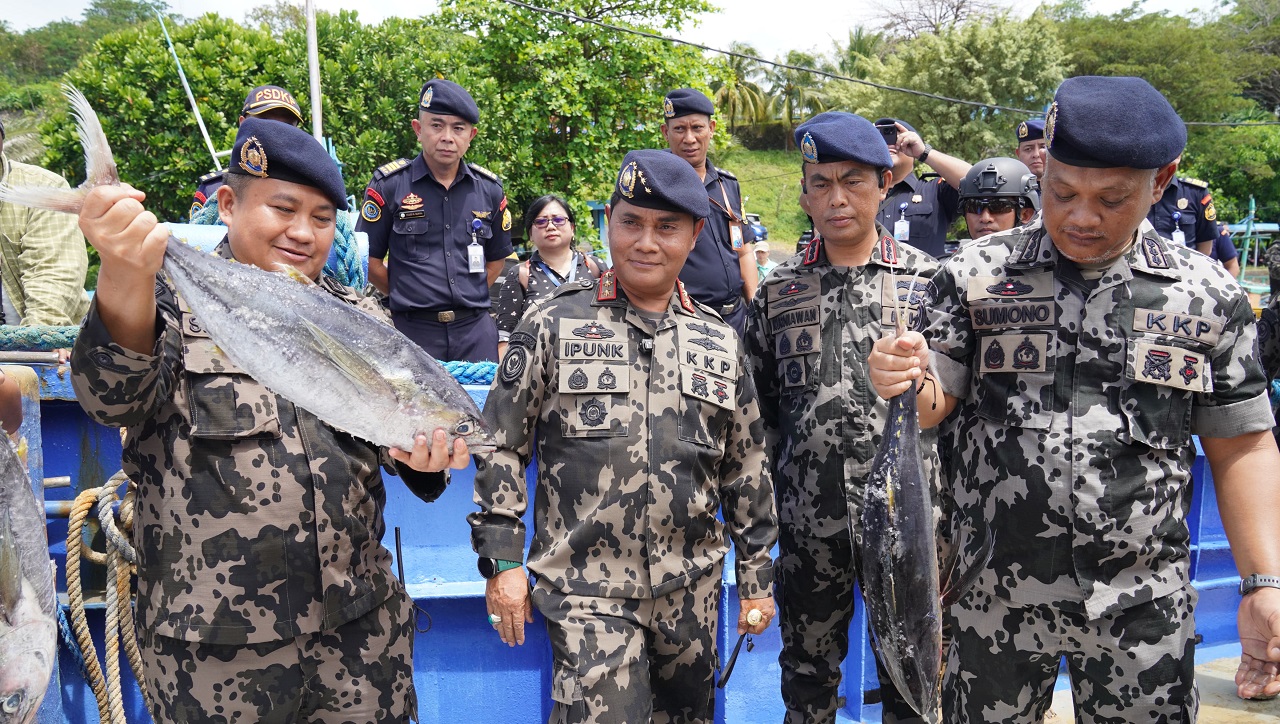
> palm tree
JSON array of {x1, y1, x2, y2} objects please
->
[
  {"x1": 833, "y1": 27, "x2": 887, "y2": 79},
  {"x1": 711, "y1": 42, "x2": 769, "y2": 134},
  {"x1": 766, "y1": 50, "x2": 827, "y2": 146}
]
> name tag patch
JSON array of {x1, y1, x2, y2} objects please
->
[
  {"x1": 771, "y1": 303, "x2": 821, "y2": 329},
  {"x1": 1133, "y1": 341, "x2": 1211, "y2": 392},
  {"x1": 968, "y1": 272, "x2": 1053, "y2": 301},
  {"x1": 970, "y1": 301, "x2": 1055, "y2": 330},
  {"x1": 776, "y1": 324, "x2": 819, "y2": 359},
  {"x1": 1132, "y1": 308, "x2": 1222, "y2": 346},
  {"x1": 681, "y1": 367, "x2": 735, "y2": 410},
  {"x1": 978, "y1": 332, "x2": 1050, "y2": 374},
  {"x1": 558, "y1": 361, "x2": 629, "y2": 394}
]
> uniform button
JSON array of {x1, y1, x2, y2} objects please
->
[
  {"x1": 447, "y1": 252, "x2": 452, "y2": 257},
  {"x1": 445, "y1": 224, "x2": 450, "y2": 230},
  {"x1": 444, "y1": 196, "x2": 449, "y2": 201},
  {"x1": 450, "y1": 278, "x2": 455, "y2": 284}
]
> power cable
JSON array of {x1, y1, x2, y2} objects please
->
[{"x1": 495, "y1": 0, "x2": 1280, "y2": 128}]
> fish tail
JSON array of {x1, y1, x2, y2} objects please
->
[
  {"x1": 0, "y1": 183, "x2": 87, "y2": 214},
  {"x1": 64, "y1": 85, "x2": 119, "y2": 188}
]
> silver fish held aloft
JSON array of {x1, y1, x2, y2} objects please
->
[
  {"x1": 0, "y1": 86, "x2": 495, "y2": 455},
  {"x1": 0, "y1": 436, "x2": 57, "y2": 724},
  {"x1": 859, "y1": 273, "x2": 990, "y2": 723}
]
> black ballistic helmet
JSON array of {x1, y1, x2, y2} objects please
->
[{"x1": 959, "y1": 157, "x2": 1040, "y2": 211}]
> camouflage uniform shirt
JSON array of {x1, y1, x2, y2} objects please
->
[
  {"x1": 924, "y1": 218, "x2": 1274, "y2": 619},
  {"x1": 71, "y1": 241, "x2": 444, "y2": 646},
  {"x1": 745, "y1": 228, "x2": 940, "y2": 540},
  {"x1": 470, "y1": 271, "x2": 777, "y2": 599}
]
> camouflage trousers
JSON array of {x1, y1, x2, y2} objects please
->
[
  {"x1": 139, "y1": 590, "x2": 418, "y2": 723},
  {"x1": 531, "y1": 565, "x2": 722, "y2": 724},
  {"x1": 944, "y1": 584, "x2": 1198, "y2": 723}
]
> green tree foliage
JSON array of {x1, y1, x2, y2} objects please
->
[
  {"x1": 0, "y1": 0, "x2": 169, "y2": 83},
  {"x1": 42, "y1": 11, "x2": 465, "y2": 223},
  {"x1": 765, "y1": 50, "x2": 827, "y2": 142},
  {"x1": 1221, "y1": 0, "x2": 1280, "y2": 113},
  {"x1": 825, "y1": 14, "x2": 1066, "y2": 163},
  {"x1": 435, "y1": 0, "x2": 712, "y2": 231},
  {"x1": 710, "y1": 42, "x2": 769, "y2": 133}
]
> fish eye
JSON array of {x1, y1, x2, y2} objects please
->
[
  {"x1": 455, "y1": 421, "x2": 471, "y2": 435},
  {"x1": 2, "y1": 692, "x2": 23, "y2": 714}
]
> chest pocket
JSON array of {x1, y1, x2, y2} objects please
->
[
  {"x1": 1118, "y1": 336, "x2": 1206, "y2": 449},
  {"x1": 972, "y1": 331, "x2": 1056, "y2": 430},
  {"x1": 181, "y1": 312, "x2": 281, "y2": 440},
  {"x1": 392, "y1": 216, "x2": 431, "y2": 261},
  {"x1": 471, "y1": 217, "x2": 494, "y2": 241},
  {"x1": 677, "y1": 321, "x2": 738, "y2": 451},
  {"x1": 767, "y1": 278, "x2": 822, "y2": 394}
]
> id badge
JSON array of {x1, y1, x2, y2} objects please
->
[
  {"x1": 730, "y1": 222, "x2": 744, "y2": 250},
  {"x1": 1172, "y1": 229, "x2": 1186, "y2": 246},
  {"x1": 468, "y1": 241, "x2": 485, "y2": 273},
  {"x1": 894, "y1": 219, "x2": 910, "y2": 242}
]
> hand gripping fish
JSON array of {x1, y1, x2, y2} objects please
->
[
  {"x1": 859, "y1": 268, "x2": 992, "y2": 723},
  {"x1": 0, "y1": 435, "x2": 56, "y2": 724},
  {"x1": 0, "y1": 87, "x2": 495, "y2": 455}
]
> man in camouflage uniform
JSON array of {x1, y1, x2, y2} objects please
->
[
  {"x1": 71, "y1": 119, "x2": 470, "y2": 723},
  {"x1": 471, "y1": 149, "x2": 778, "y2": 724},
  {"x1": 745, "y1": 112, "x2": 940, "y2": 724},
  {"x1": 870, "y1": 76, "x2": 1280, "y2": 722}
]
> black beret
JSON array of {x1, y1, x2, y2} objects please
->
[
  {"x1": 1016, "y1": 119, "x2": 1044, "y2": 143},
  {"x1": 418, "y1": 79, "x2": 480, "y2": 124},
  {"x1": 242, "y1": 85, "x2": 303, "y2": 124},
  {"x1": 796, "y1": 112, "x2": 892, "y2": 169},
  {"x1": 227, "y1": 117, "x2": 348, "y2": 211},
  {"x1": 613, "y1": 149, "x2": 709, "y2": 219},
  {"x1": 663, "y1": 88, "x2": 715, "y2": 119},
  {"x1": 873, "y1": 117, "x2": 916, "y2": 134},
  {"x1": 1046, "y1": 76, "x2": 1185, "y2": 169}
]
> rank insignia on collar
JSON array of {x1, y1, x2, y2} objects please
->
[
  {"x1": 421, "y1": 85, "x2": 434, "y2": 108},
  {"x1": 803, "y1": 238, "x2": 822, "y2": 266},
  {"x1": 779, "y1": 280, "x2": 810, "y2": 297},
  {"x1": 687, "y1": 322, "x2": 725, "y2": 339},
  {"x1": 597, "y1": 270, "x2": 617, "y2": 301},
  {"x1": 664, "y1": 97, "x2": 675, "y2": 118},
  {"x1": 879, "y1": 235, "x2": 898, "y2": 266},
  {"x1": 677, "y1": 281, "x2": 696, "y2": 313},
  {"x1": 572, "y1": 321, "x2": 615, "y2": 339},
  {"x1": 401, "y1": 192, "x2": 424, "y2": 211},
  {"x1": 689, "y1": 337, "x2": 727, "y2": 352},
  {"x1": 1142, "y1": 234, "x2": 1169, "y2": 269},
  {"x1": 801, "y1": 132, "x2": 818, "y2": 164},
  {"x1": 239, "y1": 136, "x2": 268, "y2": 178},
  {"x1": 579, "y1": 398, "x2": 607, "y2": 427},
  {"x1": 986, "y1": 279, "x2": 1034, "y2": 297},
  {"x1": 1012, "y1": 336, "x2": 1040, "y2": 370}
]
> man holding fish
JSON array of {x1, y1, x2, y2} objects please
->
[
  {"x1": 472, "y1": 149, "x2": 778, "y2": 724},
  {"x1": 744, "y1": 111, "x2": 941, "y2": 724},
  {"x1": 871, "y1": 76, "x2": 1280, "y2": 721},
  {"x1": 67, "y1": 119, "x2": 472, "y2": 723}
]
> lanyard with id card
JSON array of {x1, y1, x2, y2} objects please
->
[
  {"x1": 711, "y1": 179, "x2": 746, "y2": 250},
  {"x1": 1170, "y1": 211, "x2": 1186, "y2": 246},
  {"x1": 894, "y1": 202, "x2": 911, "y2": 242},
  {"x1": 468, "y1": 219, "x2": 485, "y2": 273}
]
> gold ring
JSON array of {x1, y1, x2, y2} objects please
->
[{"x1": 746, "y1": 609, "x2": 763, "y2": 626}]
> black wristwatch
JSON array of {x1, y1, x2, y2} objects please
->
[
  {"x1": 918, "y1": 143, "x2": 933, "y2": 164},
  {"x1": 1238, "y1": 573, "x2": 1280, "y2": 596},
  {"x1": 477, "y1": 558, "x2": 521, "y2": 580}
]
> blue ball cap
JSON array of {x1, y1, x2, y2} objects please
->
[
  {"x1": 418, "y1": 79, "x2": 480, "y2": 124},
  {"x1": 796, "y1": 112, "x2": 893, "y2": 169},
  {"x1": 242, "y1": 84, "x2": 303, "y2": 125},
  {"x1": 1016, "y1": 118, "x2": 1044, "y2": 143},
  {"x1": 1046, "y1": 76, "x2": 1185, "y2": 169},
  {"x1": 613, "y1": 149, "x2": 709, "y2": 219},
  {"x1": 663, "y1": 88, "x2": 715, "y2": 119},
  {"x1": 227, "y1": 117, "x2": 348, "y2": 211}
]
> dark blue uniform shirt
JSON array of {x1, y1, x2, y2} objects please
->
[
  {"x1": 877, "y1": 173, "x2": 960, "y2": 258},
  {"x1": 676, "y1": 158, "x2": 752, "y2": 328},
  {"x1": 357, "y1": 154, "x2": 512, "y2": 312},
  {"x1": 1146, "y1": 177, "x2": 1217, "y2": 248},
  {"x1": 191, "y1": 170, "x2": 224, "y2": 220}
]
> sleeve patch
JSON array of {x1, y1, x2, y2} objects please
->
[
  {"x1": 193, "y1": 191, "x2": 207, "y2": 204},
  {"x1": 365, "y1": 187, "x2": 385, "y2": 207},
  {"x1": 361, "y1": 199, "x2": 382, "y2": 222},
  {"x1": 502, "y1": 207, "x2": 512, "y2": 232}
]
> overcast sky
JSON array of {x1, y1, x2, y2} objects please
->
[{"x1": 11, "y1": 0, "x2": 1221, "y2": 59}]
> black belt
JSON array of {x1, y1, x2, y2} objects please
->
[{"x1": 402, "y1": 308, "x2": 482, "y2": 323}]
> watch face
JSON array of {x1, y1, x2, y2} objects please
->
[{"x1": 478, "y1": 558, "x2": 497, "y2": 579}]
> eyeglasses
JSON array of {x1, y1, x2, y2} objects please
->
[
  {"x1": 532, "y1": 216, "x2": 569, "y2": 228},
  {"x1": 960, "y1": 198, "x2": 1019, "y2": 216}
]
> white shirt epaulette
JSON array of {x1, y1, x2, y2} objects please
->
[
  {"x1": 468, "y1": 162, "x2": 503, "y2": 185},
  {"x1": 373, "y1": 158, "x2": 411, "y2": 179},
  {"x1": 1181, "y1": 177, "x2": 1209, "y2": 189},
  {"x1": 198, "y1": 170, "x2": 222, "y2": 183}
]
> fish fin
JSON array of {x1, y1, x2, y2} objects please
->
[
  {"x1": 0, "y1": 183, "x2": 87, "y2": 214},
  {"x1": 273, "y1": 264, "x2": 316, "y2": 285},
  {"x1": 299, "y1": 318, "x2": 397, "y2": 397},
  {"x1": 64, "y1": 85, "x2": 119, "y2": 188},
  {"x1": 940, "y1": 525, "x2": 995, "y2": 607},
  {"x1": 0, "y1": 509, "x2": 19, "y2": 625}
]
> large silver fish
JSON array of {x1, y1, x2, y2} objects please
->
[
  {"x1": 0, "y1": 87, "x2": 495, "y2": 455},
  {"x1": 860, "y1": 274, "x2": 991, "y2": 723},
  {"x1": 0, "y1": 436, "x2": 56, "y2": 724}
]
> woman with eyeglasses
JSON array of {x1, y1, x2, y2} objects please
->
[
  {"x1": 957, "y1": 157, "x2": 1040, "y2": 242},
  {"x1": 495, "y1": 195, "x2": 605, "y2": 357}
]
